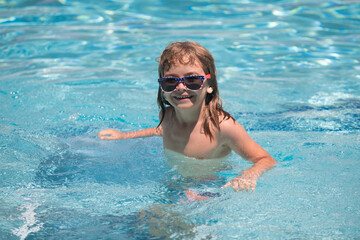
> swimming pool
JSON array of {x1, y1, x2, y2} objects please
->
[{"x1": 1, "y1": 0, "x2": 359, "y2": 239}]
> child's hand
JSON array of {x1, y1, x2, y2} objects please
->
[
  {"x1": 98, "y1": 129, "x2": 126, "y2": 140},
  {"x1": 221, "y1": 175, "x2": 257, "y2": 192}
]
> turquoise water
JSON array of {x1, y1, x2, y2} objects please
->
[{"x1": 1, "y1": 0, "x2": 360, "y2": 239}]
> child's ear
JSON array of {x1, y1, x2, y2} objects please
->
[{"x1": 207, "y1": 87, "x2": 213, "y2": 94}]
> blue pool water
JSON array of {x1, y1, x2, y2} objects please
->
[{"x1": 1, "y1": 0, "x2": 360, "y2": 239}]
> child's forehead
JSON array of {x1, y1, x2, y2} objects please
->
[{"x1": 165, "y1": 61, "x2": 203, "y2": 72}]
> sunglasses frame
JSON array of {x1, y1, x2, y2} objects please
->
[{"x1": 158, "y1": 74, "x2": 211, "y2": 93}]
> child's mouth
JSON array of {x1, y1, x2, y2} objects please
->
[{"x1": 174, "y1": 95, "x2": 193, "y2": 101}]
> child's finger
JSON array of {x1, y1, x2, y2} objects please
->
[
  {"x1": 100, "y1": 136, "x2": 111, "y2": 140},
  {"x1": 233, "y1": 180, "x2": 241, "y2": 192},
  {"x1": 103, "y1": 135, "x2": 120, "y2": 140},
  {"x1": 98, "y1": 129, "x2": 114, "y2": 137},
  {"x1": 98, "y1": 132, "x2": 107, "y2": 139},
  {"x1": 221, "y1": 181, "x2": 232, "y2": 189}
]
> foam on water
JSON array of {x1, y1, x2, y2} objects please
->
[{"x1": 12, "y1": 203, "x2": 43, "y2": 240}]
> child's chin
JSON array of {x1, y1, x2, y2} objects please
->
[{"x1": 173, "y1": 101, "x2": 195, "y2": 108}]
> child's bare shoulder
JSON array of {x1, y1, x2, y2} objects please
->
[{"x1": 219, "y1": 117, "x2": 247, "y2": 138}]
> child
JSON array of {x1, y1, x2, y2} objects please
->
[{"x1": 98, "y1": 41, "x2": 276, "y2": 194}]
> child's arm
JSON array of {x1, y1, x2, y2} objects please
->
[
  {"x1": 98, "y1": 126, "x2": 162, "y2": 140},
  {"x1": 220, "y1": 120, "x2": 276, "y2": 192}
]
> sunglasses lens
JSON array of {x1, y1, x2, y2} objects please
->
[
  {"x1": 160, "y1": 78, "x2": 177, "y2": 92},
  {"x1": 159, "y1": 76, "x2": 204, "y2": 92},
  {"x1": 184, "y1": 76, "x2": 203, "y2": 90}
]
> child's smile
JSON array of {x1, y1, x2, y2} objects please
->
[
  {"x1": 163, "y1": 62, "x2": 208, "y2": 109},
  {"x1": 173, "y1": 94, "x2": 193, "y2": 101},
  {"x1": 169, "y1": 89, "x2": 198, "y2": 107}
]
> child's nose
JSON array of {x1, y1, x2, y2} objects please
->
[{"x1": 177, "y1": 81, "x2": 186, "y2": 90}]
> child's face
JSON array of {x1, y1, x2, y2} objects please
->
[{"x1": 163, "y1": 61, "x2": 208, "y2": 110}]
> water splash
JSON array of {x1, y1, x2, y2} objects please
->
[{"x1": 12, "y1": 203, "x2": 43, "y2": 240}]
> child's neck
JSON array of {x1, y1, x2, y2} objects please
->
[{"x1": 172, "y1": 104, "x2": 205, "y2": 126}]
